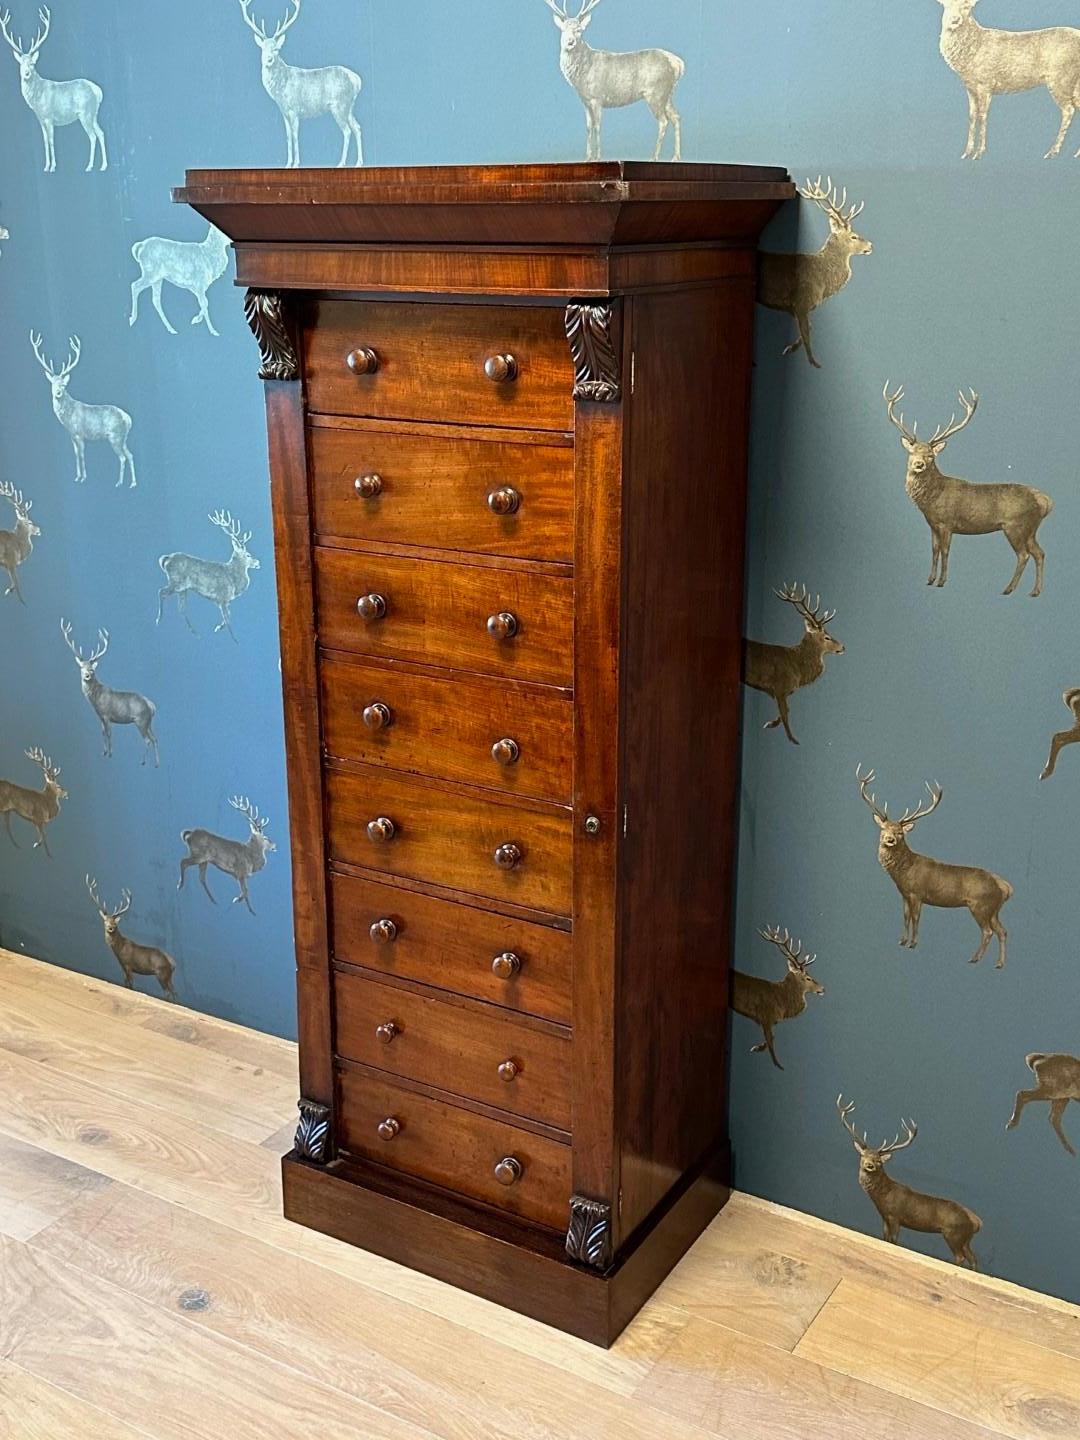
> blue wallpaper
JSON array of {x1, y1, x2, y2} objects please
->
[{"x1": 2, "y1": 0, "x2": 1079, "y2": 1304}]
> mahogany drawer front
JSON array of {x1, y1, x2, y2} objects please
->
[
  {"x1": 327, "y1": 766, "x2": 572, "y2": 915},
  {"x1": 334, "y1": 971, "x2": 572, "y2": 1130},
  {"x1": 330, "y1": 873, "x2": 572, "y2": 1024},
  {"x1": 303, "y1": 300, "x2": 575, "y2": 431},
  {"x1": 315, "y1": 548, "x2": 574, "y2": 687},
  {"x1": 320, "y1": 656, "x2": 573, "y2": 804},
  {"x1": 336, "y1": 1067, "x2": 571, "y2": 1230},
  {"x1": 310, "y1": 425, "x2": 574, "y2": 562}
]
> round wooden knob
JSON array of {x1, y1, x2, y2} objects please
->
[
  {"x1": 491, "y1": 737, "x2": 520, "y2": 767},
  {"x1": 367, "y1": 816, "x2": 395, "y2": 843},
  {"x1": 493, "y1": 842, "x2": 522, "y2": 870},
  {"x1": 369, "y1": 918, "x2": 398, "y2": 945},
  {"x1": 498, "y1": 1059, "x2": 519, "y2": 1083},
  {"x1": 362, "y1": 702, "x2": 392, "y2": 731},
  {"x1": 354, "y1": 473, "x2": 383, "y2": 498},
  {"x1": 347, "y1": 347, "x2": 379, "y2": 375},
  {"x1": 356, "y1": 593, "x2": 387, "y2": 621},
  {"x1": 377, "y1": 1117, "x2": 400, "y2": 1141},
  {"x1": 492, "y1": 951, "x2": 521, "y2": 980},
  {"x1": 494, "y1": 1156, "x2": 522, "y2": 1186},
  {"x1": 487, "y1": 486, "x2": 521, "y2": 516},
  {"x1": 375, "y1": 1021, "x2": 400, "y2": 1045},
  {"x1": 484, "y1": 354, "x2": 518, "y2": 383},
  {"x1": 486, "y1": 611, "x2": 518, "y2": 641}
]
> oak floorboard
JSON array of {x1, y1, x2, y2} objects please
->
[
  {"x1": 0, "y1": 1131, "x2": 112, "y2": 1241},
  {"x1": 0, "y1": 1359, "x2": 155, "y2": 1440}
]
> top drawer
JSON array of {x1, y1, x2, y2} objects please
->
[{"x1": 303, "y1": 301, "x2": 575, "y2": 432}]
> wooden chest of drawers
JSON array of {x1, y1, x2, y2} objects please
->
[{"x1": 176, "y1": 161, "x2": 792, "y2": 1346}]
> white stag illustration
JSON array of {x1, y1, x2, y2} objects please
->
[
  {"x1": 60, "y1": 621, "x2": 159, "y2": 767},
  {"x1": 157, "y1": 510, "x2": 260, "y2": 641},
  {"x1": 86, "y1": 876, "x2": 177, "y2": 1001},
  {"x1": 743, "y1": 583, "x2": 844, "y2": 745},
  {"x1": 0, "y1": 6, "x2": 106, "y2": 171},
  {"x1": 30, "y1": 332, "x2": 135, "y2": 488},
  {"x1": 129, "y1": 224, "x2": 232, "y2": 337},
  {"x1": 1040, "y1": 687, "x2": 1080, "y2": 780},
  {"x1": 757, "y1": 178, "x2": 872, "y2": 368},
  {"x1": 0, "y1": 747, "x2": 66, "y2": 856},
  {"x1": 178, "y1": 796, "x2": 275, "y2": 915},
  {"x1": 238, "y1": 0, "x2": 363, "y2": 167},
  {"x1": 838, "y1": 1097, "x2": 982, "y2": 1268},
  {"x1": 731, "y1": 926, "x2": 825, "y2": 1071},
  {"x1": 1007, "y1": 1053, "x2": 1080, "y2": 1155},
  {"x1": 935, "y1": 0, "x2": 1080, "y2": 159},
  {"x1": 857, "y1": 766, "x2": 1012, "y2": 968},
  {"x1": 883, "y1": 383, "x2": 1052, "y2": 596},
  {"x1": 0, "y1": 481, "x2": 39, "y2": 604},
  {"x1": 543, "y1": 0, "x2": 685, "y2": 160},
  {"x1": 0, "y1": 221, "x2": 8, "y2": 253}
]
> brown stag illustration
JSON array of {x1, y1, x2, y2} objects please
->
[
  {"x1": 86, "y1": 875, "x2": 177, "y2": 1000},
  {"x1": 883, "y1": 383, "x2": 1053, "y2": 596},
  {"x1": 757, "y1": 176, "x2": 872, "y2": 368},
  {"x1": 837, "y1": 1096, "x2": 982, "y2": 1268},
  {"x1": 743, "y1": 583, "x2": 844, "y2": 745},
  {"x1": 0, "y1": 746, "x2": 66, "y2": 856},
  {"x1": 857, "y1": 766, "x2": 1012, "y2": 968},
  {"x1": 731, "y1": 925, "x2": 825, "y2": 1070},
  {"x1": 1007, "y1": 1053, "x2": 1080, "y2": 1156},
  {"x1": 1040, "y1": 688, "x2": 1080, "y2": 780}
]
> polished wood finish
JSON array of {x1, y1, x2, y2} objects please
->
[{"x1": 180, "y1": 162, "x2": 789, "y2": 1346}]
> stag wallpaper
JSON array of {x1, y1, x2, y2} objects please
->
[{"x1": 1, "y1": 0, "x2": 1079, "y2": 1307}]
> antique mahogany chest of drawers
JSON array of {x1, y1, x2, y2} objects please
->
[{"x1": 176, "y1": 162, "x2": 792, "y2": 1345}]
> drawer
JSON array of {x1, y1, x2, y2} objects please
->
[
  {"x1": 310, "y1": 424, "x2": 574, "y2": 563},
  {"x1": 330, "y1": 873, "x2": 572, "y2": 1024},
  {"x1": 336, "y1": 1067, "x2": 571, "y2": 1230},
  {"x1": 326, "y1": 765, "x2": 573, "y2": 915},
  {"x1": 321, "y1": 655, "x2": 573, "y2": 804},
  {"x1": 334, "y1": 971, "x2": 571, "y2": 1129},
  {"x1": 303, "y1": 300, "x2": 575, "y2": 431},
  {"x1": 315, "y1": 548, "x2": 573, "y2": 687}
]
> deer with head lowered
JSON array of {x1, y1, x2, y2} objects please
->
[
  {"x1": 0, "y1": 481, "x2": 39, "y2": 604},
  {"x1": 30, "y1": 332, "x2": 135, "y2": 488},
  {"x1": 0, "y1": 747, "x2": 66, "y2": 856},
  {"x1": 757, "y1": 177, "x2": 872, "y2": 368},
  {"x1": 158, "y1": 510, "x2": 260, "y2": 641},
  {"x1": 543, "y1": 0, "x2": 685, "y2": 161},
  {"x1": 857, "y1": 765, "x2": 1012, "y2": 967},
  {"x1": 1007, "y1": 1053, "x2": 1080, "y2": 1156},
  {"x1": 86, "y1": 876, "x2": 177, "y2": 1001},
  {"x1": 238, "y1": 0, "x2": 362, "y2": 167},
  {"x1": 837, "y1": 1097, "x2": 981, "y2": 1267},
  {"x1": 884, "y1": 383, "x2": 1052, "y2": 596},
  {"x1": 743, "y1": 583, "x2": 844, "y2": 745},
  {"x1": 732, "y1": 926, "x2": 825, "y2": 1070},
  {"x1": 179, "y1": 796, "x2": 275, "y2": 915},
  {"x1": 129, "y1": 223, "x2": 231, "y2": 337},
  {"x1": 0, "y1": 6, "x2": 106, "y2": 171},
  {"x1": 61, "y1": 621, "x2": 159, "y2": 767}
]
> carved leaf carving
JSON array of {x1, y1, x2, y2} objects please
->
[
  {"x1": 294, "y1": 1098, "x2": 330, "y2": 1163},
  {"x1": 243, "y1": 289, "x2": 300, "y2": 382},
  {"x1": 565, "y1": 302, "x2": 621, "y2": 403},
  {"x1": 566, "y1": 1194, "x2": 612, "y2": 1269}
]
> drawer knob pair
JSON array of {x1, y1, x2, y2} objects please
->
[
  {"x1": 363, "y1": 701, "x2": 392, "y2": 732},
  {"x1": 487, "y1": 486, "x2": 520, "y2": 516},
  {"x1": 493, "y1": 842, "x2": 522, "y2": 871},
  {"x1": 356, "y1": 593, "x2": 387, "y2": 621},
  {"x1": 370, "y1": 917, "x2": 398, "y2": 945},
  {"x1": 484, "y1": 353, "x2": 518, "y2": 384},
  {"x1": 367, "y1": 816, "x2": 396, "y2": 843},
  {"x1": 354, "y1": 473, "x2": 383, "y2": 499},
  {"x1": 486, "y1": 611, "x2": 518, "y2": 641},
  {"x1": 377, "y1": 1116, "x2": 400, "y2": 1141},
  {"x1": 346, "y1": 347, "x2": 379, "y2": 375},
  {"x1": 494, "y1": 1155, "x2": 523, "y2": 1187},
  {"x1": 492, "y1": 951, "x2": 521, "y2": 980},
  {"x1": 375, "y1": 1020, "x2": 400, "y2": 1045}
]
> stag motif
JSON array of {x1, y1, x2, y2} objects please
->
[
  {"x1": 884, "y1": 383, "x2": 1052, "y2": 596},
  {"x1": 60, "y1": 621, "x2": 159, "y2": 767},
  {"x1": 731, "y1": 926, "x2": 825, "y2": 1071},
  {"x1": 857, "y1": 766, "x2": 1012, "y2": 967},
  {"x1": 30, "y1": 332, "x2": 136, "y2": 488},
  {"x1": 86, "y1": 876, "x2": 177, "y2": 1001},
  {"x1": 935, "y1": 0, "x2": 1080, "y2": 159},
  {"x1": 743, "y1": 583, "x2": 844, "y2": 745},
  {"x1": 1040, "y1": 688, "x2": 1080, "y2": 780},
  {"x1": 129, "y1": 224, "x2": 232, "y2": 337},
  {"x1": 1007, "y1": 1053, "x2": 1080, "y2": 1156},
  {"x1": 757, "y1": 177, "x2": 872, "y2": 369},
  {"x1": 157, "y1": 511, "x2": 260, "y2": 641},
  {"x1": 0, "y1": 221, "x2": 9, "y2": 254},
  {"x1": 178, "y1": 796, "x2": 275, "y2": 915},
  {"x1": 0, "y1": 482, "x2": 39, "y2": 604},
  {"x1": 238, "y1": 0, "x2": 363, "y2": 167},
  {"x1": 0, "y1": 6, "x2": 106, "y2": 171},
  {"x1": 837, "y1": 1097, "x2": 981, "y2": 1268},
  {"x1": 0, "y1": 747, "x2": 66, "y2": 856},
  {"x1": 543, "y1": 0, "x2": 685, "y2": 161}
]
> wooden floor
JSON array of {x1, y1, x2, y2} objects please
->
[{"x1": 1, "y1": 951, "x2": 1079, "y2": 1440}]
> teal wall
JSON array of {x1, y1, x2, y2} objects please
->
[{"x1": 1, "y1": 0, "x2": 1078, "y2": 1303}]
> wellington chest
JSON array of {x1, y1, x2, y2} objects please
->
[{"x1": 176, "y1": 161, "x2": 793, "y2": 1346}]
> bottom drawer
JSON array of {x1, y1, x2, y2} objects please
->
[{"x1": 336, "y1": 1068, "x2": 571, "y2": 1230}]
